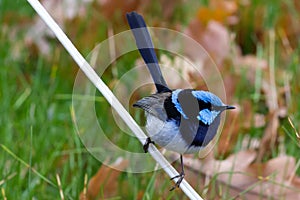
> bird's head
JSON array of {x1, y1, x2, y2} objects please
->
[{"x1": 172, "y1": 89, "x2": 235, "y2": 125}]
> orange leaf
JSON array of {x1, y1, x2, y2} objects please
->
[{"x1": 80, "y1": 159, "x2": 128, "y2": 200}]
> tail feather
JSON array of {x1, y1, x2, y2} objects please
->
[{"x1": 126, "y1": 11, "x2": 171, "y2": 93}]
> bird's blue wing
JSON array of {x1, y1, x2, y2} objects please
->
[{"x1": 126, "y1": 12, "x2": 170, "y2": 93}]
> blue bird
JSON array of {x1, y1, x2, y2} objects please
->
[{"x1": 126, "y1": 12, "x2": 235, "y2": 190}]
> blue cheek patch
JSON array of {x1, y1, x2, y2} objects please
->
[
  {"x1": 197, "y1": 109, "x2": 220, "y2": 125},
  {"x1": 171, "y1": 89, "x2": 188, "y2": 119}
]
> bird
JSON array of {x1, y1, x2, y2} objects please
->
[{"x1": 126, "y1": 11, "x2": 235, "y2": 191}]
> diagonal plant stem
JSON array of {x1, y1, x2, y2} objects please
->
[
  {"x1": 26, "y1": 0, "x2": 202, "y2": 199},
  {"x1": 0, "y1": 144, "x2": 56, "y2": 188}
]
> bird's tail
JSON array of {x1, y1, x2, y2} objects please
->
[{"x1": 126, "y1": 11, "x2": 171, "y2": 93}]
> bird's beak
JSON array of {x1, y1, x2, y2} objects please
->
[{"x1": 226, "y1": 105, "x2": 235, "y2": 110}]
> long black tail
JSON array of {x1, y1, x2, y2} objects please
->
[{"x1": 126, "y1": 11, "x2": 171, "y2": 93}]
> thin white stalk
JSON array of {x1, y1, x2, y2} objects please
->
[
  {"x1": 26, "y1": 0, "x2": 202, "y2": 199},
  {"x1": 56, "y1": 174, "x2": 64, "y2": 200}
]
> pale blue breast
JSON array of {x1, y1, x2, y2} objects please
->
[{"x1": 145, "y1": 114, "x2": 202, "y2": 154}]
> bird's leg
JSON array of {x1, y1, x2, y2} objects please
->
[
  {"x1": 143, "y1": 137, "x2": 155, "y2": 153},
  {"x1": 170, "y1": 154, "x2": 185, "y2": 191}
]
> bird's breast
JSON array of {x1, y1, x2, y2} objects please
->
[{"x1": 145, "y1": 114, "x2": 204, "y2": 154}]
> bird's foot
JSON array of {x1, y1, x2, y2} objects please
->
[
  {"x1": 143, "y1": 137, "x2": 155, "y2": 153},
  {"x1": 169, "y1": 171, "x2": 185, "y2": 191}
]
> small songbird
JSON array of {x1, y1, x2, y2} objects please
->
[{"x1": 126, "y1": 12, "x2": 235, "y2": 190}]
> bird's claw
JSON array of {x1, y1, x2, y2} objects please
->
[
  {"x1": 169, "y1": 171, "x2": 185, "y2": 191},
  {"x1": 143, "y1": 137, "x2": 155, "y2": 153}
]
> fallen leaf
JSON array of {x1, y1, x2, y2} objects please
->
[
  {"x1": 197, "y1": 0, "x2": 238, "y2": 25},
  {"x1": 99, "y1": 0, "x2": 139, "y2": 22},
  {"x1": 185, "y1": 19, "x2": 231, "y2": 66},
  {"x1": 80, "y1": 158, "x2": 128, "y2": 200},
  {"x1": 181, "y1": 151, "x2": 300, "y2": 199},
  {"x1": 26, "y1": 0, "x2": 91, "y2": 56}
]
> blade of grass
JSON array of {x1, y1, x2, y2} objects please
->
[
  {"x1": 142, "y1": 171, "x2": 157, "y2": 200},
  {"x1": 28, "y1": 126, "x2": 33, "y2": 196},
  {"x1": 282, "y1": 127, "x2": 300, "y2": 147},
  {"x1": 0, "y1": 144, "x2": 57, "y2": 188},
  {"x1": 268, "y1": 29, "x2": 278, "y2": 111},
  {"x1": 82, "y1": 173, "x2": 88, "y2": 200},
  {"x1": 54, "y1": 94, "x2": 105, "y2": 102},
  {"x1": 287, "y1": 117, "x2": 300, "y2": 140},
  {"x1": 1, "y1": 188, "x2": 7, "y2": 200},
  {"x1": 0, "y1": 173, "x2": 17, "y2": 187},
  {"x1": 56, "y1": 174, "x2": 65, "y2": 200},
  {"x1": 13, "y1": 87, "x2": 31, "y2": 110},
  {"x1": 288, "y1": 159, "x2": 300, "y2": 184}
]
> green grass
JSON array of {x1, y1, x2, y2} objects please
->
[{"x1": 1, "y1": 0, "x2": 300, "y2": 199}]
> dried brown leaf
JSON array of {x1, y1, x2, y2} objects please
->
[
  {"x1": 26, "y1": 0, "x2": 91, "y2": 56},
  {"x1": 80, "y1": 158, "x2": 128, "y2": 200},
  {"x1": 185, "y1": 19, "x2": 231, "y2": 66},
  {"x1": 246, "y1": 156, "x2": 299, "y2": 199},
  {"x1": 182, "y1": 151, "x2": 300, "y2": 199},
  {"x1": 197, "y1": 0, "x2": 238, "y2": 25},
  {"x1": 99, "y1": 0, "x2": 139, "y2": 21},
  {"x1": 263, "y1": 156, "x2": 295, "y2": 182}
]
